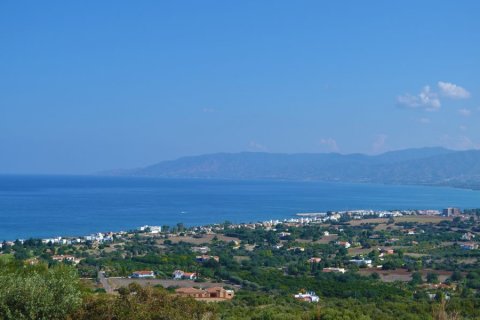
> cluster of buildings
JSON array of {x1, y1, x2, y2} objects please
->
[
  {"x1": 39, "y1": 232, "x2": 116, "y2": 246},
  {"x1": 443, "y1": 207, "x2": 462, "y2": 217}
]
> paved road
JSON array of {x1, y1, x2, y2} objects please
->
[{"x1": 98, "y1": 271, "x2": 114, "y2": 293}]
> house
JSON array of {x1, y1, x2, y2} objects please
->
[
  {"x1": 322, "y1": 267, "x2": 346, "y2": 274},
  {"x1": 196, "y1": 255, "x2": 220, "y2": 263},
  {"x1": 52, "y1": 255, "x2": 81, "y2": 265},
  {"x1": 175, "y1": 287, "x2": 234, "y2": 300},
  {"x1": 139, "y1": 225, "x2": 162, "y2": 234},
  {"x1": 205, "y1": 287, "x2": 235, "y2": 299},
  {"x1": 294, "y1": 291, "x2": 320, "y2": 303},
  {"x1": 131, "y1": 270, "x2": 155, "y2": 278},
  {"x1": 308, "y1": 257, "x2": 322, "y2": 263},
  {"x1": 462, "y1": 232, "x2": 475, "y2": 241},
  {"x1": 287, "y1": 246, "x2": 305, "y2": 252},
  {"x1": 336, "y1": 241, "x2": 351, "y2": 249},
  {"x1": 460, "y1": 243, "x2": 478, "y2": 250},
  {"x1": 379, "y1": 248, "x2": 394, "y2": 256},
  {"x1": 173, "y1": 270, "x2": 197, "y2": 280},
  {"x1": 192, "y1": 246, "x2": 210, "y2": 254},
  {"x1": 349, "y1": 259, "x2": 372, "y2": 267}
]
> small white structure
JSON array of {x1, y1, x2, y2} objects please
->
[
  {"x1": 322, "y1": 267, "x2": 346, "y2": 274},
  {"x1": 349, "y1": 259, "x2": 372, "y2": 267},
  {"x1": 172, "y1": 270, "x2": 197, "y2": 280},
  {"x1": 460, "y1": 243, "x2": 478, "y2": 250},
  {"x1": 139, "y1": 225, "x2": 162, "y2": 234},
  {"x1": 131, "y1": 270, "x2": 155, "y2": 278},
  {"x1": 337, "y1": 241, "x2": 351, "y2": 249},
  {"x1": 294, "y1": 291, "x2": 320, "y2": 303},
  {"x1": 52, "y1": 255, "x2": 82, "y2": 265}
]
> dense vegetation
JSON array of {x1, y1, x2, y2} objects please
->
[{"x1": 2, "y1": 211, "x2": 480, "y2": 319}]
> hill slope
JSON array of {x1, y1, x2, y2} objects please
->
[{"x1": 106, "y1": 147, "x2": 480, "y2": 189}]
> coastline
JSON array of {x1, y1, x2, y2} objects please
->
[{"x1": 1, "y1": 208, "x2": 446, "y2": 244}]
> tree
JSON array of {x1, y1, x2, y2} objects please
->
[
  {"x1": 74, "y1": 283, "x2": 216, "y2": 320},
  {"x1": 0, "y1": 264, "x2": 82, "y2": 320},
  {"x1": 450, "y1": 271, "x2": 463, "y2": 282},
  {"x1": 427, "y1": 272, "x2": 439, "y2": 284},
  {"x1": 410, "y1": 271, "x2": 423, "y2": 285}
]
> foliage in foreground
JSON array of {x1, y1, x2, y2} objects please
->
[
  {"x1": 73, "y1": 283, "x2": 216, "y2": 320},
  {"x1": 0, "y1": 262, "x2": 81, "y2": 320}
]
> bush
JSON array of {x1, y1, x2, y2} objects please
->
[{"x1": 0, "y1": 263, "x2": 82, "y2": 320}]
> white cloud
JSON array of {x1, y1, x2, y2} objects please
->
[
  {"x1": 319, "y1": 138, "x2": 339, "y2": 152},
  {"x1": 441, "y1": 134, "x2": 479, "y2": 150},
  {"x1": 397, "y1": 86, "x2": 440, "y2": 111},
  {"x1": 418, "y1": 117, "x2": 431, "y2": 124},
  {"x1": 458, "y1": 108, "x2": 471, "y2": 117},
  {"x1": 202, "y1": 108, "x2": 215, "y2": 113},
  {"x1": 248, "y1": 141, "x2": 268, "y2": 152},
  {"x1": 457, "y1": 136, "x2": 479, "y2": 150},
  {"x1": 459, "y1": 125, "x2": 467, "y2": 132},
  {"x1": 438, "y1": 81, "x2": 470, "y2": 99},
  {"x1": 372, "y1": 134, "x2": 388, "y2": 153},
  {"x1": 398, "y1": 81, "x2": 471, "y2": 112}
]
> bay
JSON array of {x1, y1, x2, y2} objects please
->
[{"x1": 0, "y1": 175, "x2": 479, "y2": 241}]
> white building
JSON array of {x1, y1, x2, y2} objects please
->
[{"x1": 294, "y1": 292, "x2": 320, "y2": 303}]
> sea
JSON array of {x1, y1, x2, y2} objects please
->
[{"x1": 0, "y1": 175, "x2": 479, "y2": 241}]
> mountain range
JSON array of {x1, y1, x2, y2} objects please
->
[{"x1": 104, "y1": 147, "x2": 480, "y2": 189}]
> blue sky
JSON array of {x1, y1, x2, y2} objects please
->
[{"x1": 1, "y1": 1, "x2": 479, "y2": 174}]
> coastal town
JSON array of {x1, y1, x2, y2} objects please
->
[{"x1": 2, "y1": 206, "x2": 480, "y2": 317}]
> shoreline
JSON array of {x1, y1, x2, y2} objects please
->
[{"x1": 1, "y1": 208, "x2": 449, "y2": 244}]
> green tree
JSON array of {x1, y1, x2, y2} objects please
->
[
  {"x1": 0, "y1": 264, "x2": 82, "y2": 320},
  {"x1": 427, "y1": 272, "x2": 439, "y2": 284}
]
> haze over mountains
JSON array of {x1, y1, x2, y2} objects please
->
[{"x1": 106, "y1": 147, "x2": 480, "y2": 189}]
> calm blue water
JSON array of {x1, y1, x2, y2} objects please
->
[{"x1": 0, "y1": 175, "x2": 479, "y2": 241}]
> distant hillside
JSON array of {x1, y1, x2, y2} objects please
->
[{"x1": 104, "y1": 147, "x2": 480, "y2": 189}]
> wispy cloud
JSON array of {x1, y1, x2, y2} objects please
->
[
  {"x1": 202, "y1": 108, "x2": 215, "y2": 113},
  {"x1": 418, "y1": 117, "x2": 431, "y2": 124},
  {"x1": 458, "y1": 108, "x2": 472, "y2": 117},
  {"x1": 319, "y1": 138, "x2": 339, "y2": 152},
  {"x1": 438, "y1": 81, "x2": 470, "y2": 99},
  {"x1": 372, "y1": 134, "x2": 388, "y2": 153},
  {"x1": 441, "y1": 134, "x2": 479, "y2": 150},
  {"x1": 248, "y1": 141, "x2": 268, "y2": 152},
  {"x1": 397, "y1": 86, "x2": 440, "y2": 111}
]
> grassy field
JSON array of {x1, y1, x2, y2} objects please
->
[
  {"x1": 358, "y1": 268, "x2": 453, "y2": 282},
  {"x1": 348, "y1": 215, "x2": 453, "y2": 227},
  {"x1": 107, "y1": 278, "x2": 229, "y2": 290},
  {"x1": 159, "y1": 234, "x2": 240, "y2": 245}
]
